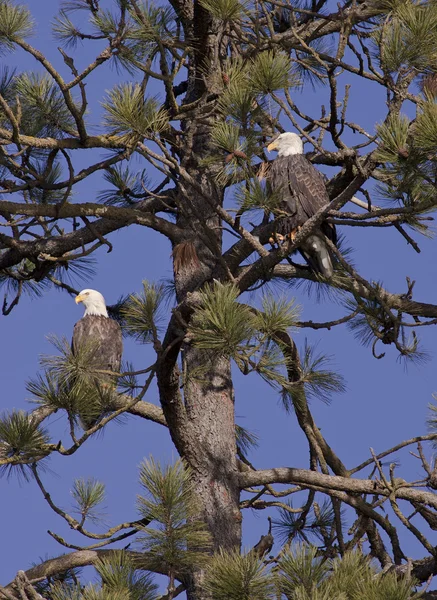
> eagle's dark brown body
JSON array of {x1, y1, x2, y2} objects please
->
[
  {"x1": 269, "y1": 153, "x2": 337, "y2": 276},
  {"x1": 71, "y1": 315, "x2": 122, "y2": 428},
  {"x1": 269, "y1": 154, "x2": 336, "y2": 242},
  {"x1": 72, "y1": 315, "x2": 122, "y2": 375}
]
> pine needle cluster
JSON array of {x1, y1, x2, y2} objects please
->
[
  {"x1": 71, "y1": 478, "x2": 107, "y2": 524},
  {"x1": 374, "y1": 0, "x2": 437, "y2": 74},
  {"x1": 97, "y1": 164, "x2": 149, "y2": 206},
  {"x1": 48, "y1": 552, "x2": 158, "y2": 600},
  {"x1": 370, "y1": 0, "x2": 437, "y2": 224},
  {"x1": 0, "y1": 66, "x2": 76, "y2": 139},
  {"x1": 272, "y1": 499, "x2": 344, "y2": 545},
  {"x1": 297, "y1": 342, "x2": 346, "y2": 404},
  {"x1": 204, "y1": 548, "x2": 274, "y2": 600},
  {"x1": 34, "y1": 544, "x2": 419, "y2": 600},
  {"x1": 235, "y1": 423, "x2": 260, "y2": 457},
  {"x1": 374, "y1": 97, "x2": 437, "y2": 223},
  {"x1": 189, "y1": 282, "x2": 344, "y2": 405},
  {"x1": 127, "y1": 0, "x2": 177, "y2": 48},
  {"x1": 0, "y1": 254, "x2": 94, "y2": 313},
  {"x1": 27, "y1": 335, "x2": 120, "y2": 430},
  {"x1": 102, "y1": 84, "x2": 168, "y2": 143},
  {"x1": 189, "y1": 282, "x2": 299, "y2": 354},
  {"x1": 54, "y1": 1, "x2": 156, "y2": 68},
  {"x1": 249, "y1": 51, "x2": 297, "y2": 95},
  {"x1": 15, "y1": 72, "x2": 77, "y2": 137},
  {"x1": 120, "y1": 280, "x2": 165, "y2": 344},
  {"x1": 0, "y1": 265, "x2": 50, "y2": 301},
  {"x1": 0, "y1": 410, "x2": 50, "y2": 479},
  {"x1": 117, "y1": 360, "x2": 141, "y2": 396},
  {"x1": 234, "y1": 179, "x2": 282, "y2": 214},
  {"x1": 0, "y1": 0, "x2": 34, "y2": 52},
  {"x1": 203, "y1": 545, "x2": 417, "y2": 600},
  {"x1": 136, "y1": 458, "x2": 212, "y2": 576},
  {"x1": 198, "y1": 0, "x2": 247, "y2": 21},
  {"x1": 36, "y1": 460, "x2": 213, "y2": 597}
]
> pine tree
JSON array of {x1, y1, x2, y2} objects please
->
[{"x1": 2, "y1": 0, "x2": 437, "y2": 598}]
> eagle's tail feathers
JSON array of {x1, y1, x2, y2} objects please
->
[{"x1": 300, "y1": 234, "x2": 334, "y2": 279}]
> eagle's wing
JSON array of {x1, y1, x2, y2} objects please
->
[
  {"x1": 269, "y1": 154, "x2": 330, "y2": 229},
  {"x1": 72, "y1": 315, "x2": 122, "y2": 376},
  {"x1": 71, "y1": 315, "x2": 123, "y2": 372},
  {"x1": 269, "y1": 155, "x2": 298, "y2": 225},
  {"x1": 72, "y1": 315, "x2": 123, "y2": 430},
  {"x1": 269, "y1": 153, "x2": 336, "y2": 278},
  {"x1": 285, "y1": 154, "x2": 330, "y2": 219}
]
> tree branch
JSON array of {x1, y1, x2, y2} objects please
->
[
  {"x1": 0, "y1": 202, "x2": 181, "y2": 270},
  {"x1": 239, "y1": 467, "x2": 437, "y2": 509}
]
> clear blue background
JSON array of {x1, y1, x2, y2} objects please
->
[{"x1": 1, "y1": 0, "x2": 437, "y2": 592}]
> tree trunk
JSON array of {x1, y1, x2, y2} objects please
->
[
  {"x1": 170, "y1": 180, "x2": 242, "y2": 597},
  {"x1": 157, "y1": 7, "x2": 242, "y2": 597},
  {"x1": 181, "y1": 346, "x2": 240, "y2": 599},
  {"x1": 182, "y1": 346, "x2": 241, "y2": 551},
  {"x1": 175, "y1": 173, "x2": 241, "y2": 522},
  {"x1": 160, "y1": 163, "x2": 241, "y2": 598}
]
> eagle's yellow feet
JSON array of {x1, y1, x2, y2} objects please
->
[
  {"x1": 289, "y1": 226, "x2": 302, "y2": 242},
  {"x1": 269, "y1": 227, "x2": 301, "y2": 245},
  {"x1": 269, "y1": 233, "x2": 286, "y2": 244}
]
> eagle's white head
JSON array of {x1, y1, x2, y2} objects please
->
[
  {"x1": 75, "y1": 289, "x2": 108, "y2": 317},
  {"x1": 267, "y1": 132, "x2": 304, "y2": 157}
]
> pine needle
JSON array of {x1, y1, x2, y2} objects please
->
[
  {"x1": 204, "y1": 548, "x2": 274, "y2": 600},
  {"x1": 0, "y1": 410, "x2": 50, "y2": 479},
  {"x1": 136, "y1": 458, "x2": 212, "y2": 574}
]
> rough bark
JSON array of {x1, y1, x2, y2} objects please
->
[
  {"x1": 169, "y1": 177, "x2": 241, "y2": 597},
  {"x1": 154, "y1": 9, "x2": 242, "y2": 596}
]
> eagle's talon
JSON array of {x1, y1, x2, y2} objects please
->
[
  {"x1": 269, "y1": 233, "x2": 285, "y2": 245},
  {"x1": 269, "y1": 228, "x2": 301, "y2": 245},
  {"x1": 289, "y1": 226, "x2": 302, "y2": 242}
]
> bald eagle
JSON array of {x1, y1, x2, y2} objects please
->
[
  {"x1": 267, "y1": 132, "x2": 337, "y2": 278},
  {"x1": 73, "y1": 289, "x2": 123, "y2": 429}
]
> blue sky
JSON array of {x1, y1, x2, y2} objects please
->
[{"x1": 2, "y1": 0, "x2": 437, "y2": 592}]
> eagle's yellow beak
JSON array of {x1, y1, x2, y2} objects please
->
[
  {"x1": 267, "y1": 139, "x2": 278, "y2": 152},
  {"x1": 75, "y1": 294, "x2": 84, "y2": 304}
]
